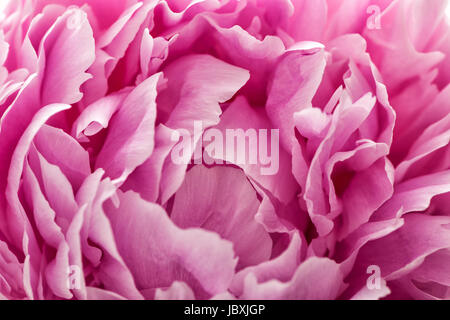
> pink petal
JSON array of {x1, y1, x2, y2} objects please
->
[
  {"x1": 38, "y1": 8, "x2": 95, "y2": 105},
  {"x1": 171, "y1": 165, "x2": 272, "y2": 270},
  {"x1": 266, "y1": 44, "x2": 326, "y2": 151},
  {"x1": 95, "y1": 73, "x2": 162, "y2": 182},
  {"x1": 240, "y1": 257, "x2": 345, "y2": 300},
  {"x1": 154, "y1": 281, "x2": 195, "y2": 300},
  {"x1": 231, "y1": 232, "x2": 304, "y2": 297},
  {"x1": 373, "y1": 170, "x2": 450, "y2": 221},
  {"x1": 122, "y1": 124, "x2": 178, "y2": 202},
  {"x1": 34, "y1": 124, "x2": 91, "y2": 191},
  {"x1": 208, "y1": 96, "x2": 298, "y2": 204},
  {"x1": 75, "y1": 169, "x2": 143, "y2": 299},
  {"x1": 104, "y1": 190, "x2": 238, "y2": 298},
  {"x1": 72, "y1": 89, "x2": 129, "y2": 140},
  {"x1": 158, "y1": 54, "x2": 249, "y2": 203}
]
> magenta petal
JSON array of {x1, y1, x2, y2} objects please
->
[
  {"x1": 27, "y1": 145, "x2": 78, "y2": 227},
  {"x1": 410, "y1": 249, "x2": 450, "y2": 287},
  {"x1": 0, "y1": 240, "x2": 25, "y2": 299},
  {"x1": 85, "y1": 287, "x2": 126, "y2": 300}
]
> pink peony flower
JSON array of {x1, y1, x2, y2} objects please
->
[{"x1": 0, "y1": 0, "x2": 449, "y2": 300}]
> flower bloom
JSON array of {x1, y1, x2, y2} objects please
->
[{"x1": 0, "y1": 0, "x2": 449, "y2": 300}]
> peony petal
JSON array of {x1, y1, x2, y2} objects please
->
[
  {"x1": 75, "y1": 170, "x2": 143, "y2": 300},
  {"x1": 207, "y1": 96, "x2": 299, "y2": 204},
  {"x1": 3, "y1": 103, "x2": 69, "y2": 251},
  {"x1": 395, "y1": 112, "x2": 450, "y2": 182},
  {"x1": 95, "y1": 73, "x2": 162, "y2": 182},
  {"x1": 158, "y1": 54, "x2": 249, "y2": 203},
  {"x1": 85, "y1": 287, "x2": 126, "y2": 300},
  {"x1": 34, "y1": 124, "x2": 91, "y2": 191},
  {"x1": 240, "y1": 257, "x2": 345, "y2": 300},
  {"x1": 344, "y1": 214, "x2": 450, "y2": 298},
  {"x1": 231, "y1": 231, "x2": 304, "y2": 297},
  {"x1": 266, "y1": 44, "x2": 326, "y2": 151},
  {"x1": 27, "y1": 145, "x2": 78, "y2": 228},
  {"x1": 38, "y1": 7, "x2": 95, "y2": 105},
  {"x1": 154, "y1": 281, "x2": 195, "y2": 300},
  {"x1": 122, "y1": 124, "x2": 178, "y2": 202},
  {"x1": 410, "y1": 249, "x2": 450, "y2": 287},
  {"x1": 373, "y1": 170, "x2": 450, "y2": 221},
  {"x1": 171, "y1": 165, "x2": 272, "y2": 269},
  {"x1": 104, "y1": 190, "x2": 238, "y2": 298},
  {"x1": 72, "y1": 89, "x2": 130, "y2": 140}
]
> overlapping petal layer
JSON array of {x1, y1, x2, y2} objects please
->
[{"x1": 0, "y1": 0, "x2": 449, "y2": 300}]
